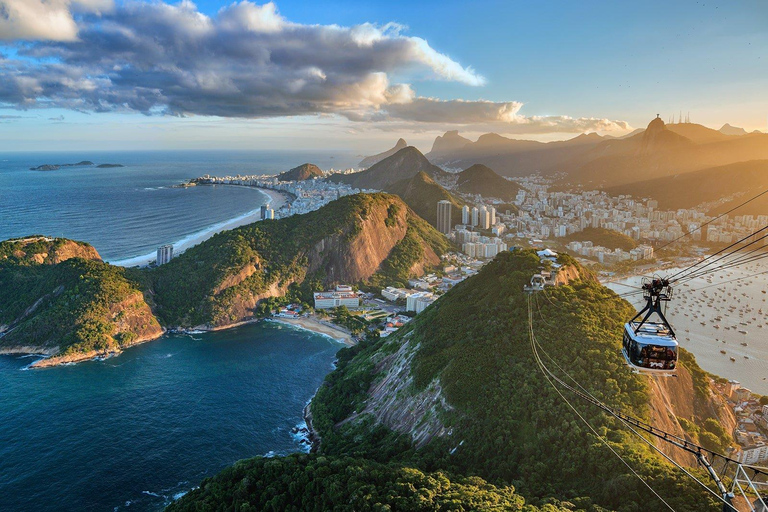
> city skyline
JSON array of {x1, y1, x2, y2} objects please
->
[{"x1": 0, "y1": 0, "x2": 766, "y2": 151}]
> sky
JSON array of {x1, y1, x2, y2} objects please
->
[{"x1": 0, "y1": 0, "x2": 766, "y2": 152}]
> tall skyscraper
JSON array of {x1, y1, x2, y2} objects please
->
[
  {"x1": 260, "y1": 204, "x2": 269, "y2": 220},
  {"x1": 489, "y1": 206, "x2": 496, "y2": 226},
  {"x1": 156, "y1": 244, "x2": 173, "y2": 265},
  {"x1": 471, "y1": 207, "x2": 479, "y2": 227},
  {"x1": 478, "y1": 206, "x2": 490, "y2": 229},
  {"x1": 461, "y1": 205, "x2": 470, "y2": 225},
  {"x1": 436, "y1": 200, "x2": 452, "y2": 234}
]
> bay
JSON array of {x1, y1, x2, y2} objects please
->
[{"x1": 0, "y1": 322, "x2": 341, "y2": 511}]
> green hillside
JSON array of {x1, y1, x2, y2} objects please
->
[
  {"x1": 563, "y1": 227, "x2": 638, "y2": 251},
  {"x1": 148, "y1": 193, "x2": 449, "y2": 327},
  {"x1": 0, "y1": 238, "x2": 161, "y2": 362},
  {"x1": 167, "y1": 454, "x2": 559, "y2": 512},
  {"x1": 385, "y1": 171, "x2": 465, "y2": 227},
  {"x1": 306, "y1": 250, "x2": 719, "y2": 511}
]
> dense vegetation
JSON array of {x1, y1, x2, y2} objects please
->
[
  {"x1": 167, "y1": 454, "x2": 567, "y2": 512},
  {"x1": 148, "y1": 193, "x2": 448, "y2": 327},
  {"x1": 308, "y1": 250, "x2": 720, "y2": 511},
  {"x1": 0, "y1": 238, "x2": 159, "y2": 356},
  {"x1": 385, "y1": 171, "x2": 465, "y2": 228},
  {"x1": 563, "y1": 227, "x2": 639, "y2": 251}
]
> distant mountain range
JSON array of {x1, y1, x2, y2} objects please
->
[{"x1": 358, "y1": 138, "x2": 408, "y2": 168}]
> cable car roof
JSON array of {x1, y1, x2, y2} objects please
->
[{"x1": 624, "y1": 322, "x2": 678, "y2": 346}]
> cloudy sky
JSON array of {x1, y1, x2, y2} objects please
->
[{"x1": 0, "y1": 0, "x2": 766, "y2": 151}]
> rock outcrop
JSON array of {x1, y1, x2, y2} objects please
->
[{"x1": 358, "y1": 138, "x2": 408, "y2": 168}]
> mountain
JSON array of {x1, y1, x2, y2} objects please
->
[
  {"x1": 149, "y1": 193, "x2": 449, "y2": 327},
  {"x1": 358, "y1": 138, "x2": 408, "y2": 168},
  {"x1": 604, "y1": 159, "x2": 768, "y2": 216},
  {"x1": 0, "y1": 194, "x2": 450, "y2": 364},
  {"x1": 329, "y1": 146, "x2": 449, "y2": 190},
  {"x1": 0, "y1": 237, "x2": 162, "y2": 367},
  {"x1": 425, "y1": 130, "x2": 471, "y2": 159},
  {"x1": 719, "y1": 123, "x2": 749, "y2": 136},
  {"x1": 560, "y1": 117, "x2": 768, "y2": 188},
  {"x1": 277, "y1": 163, "x2": 324, "y2": 182},
  {"x1": 455, "y1": 163, "x2": 521, "y2": 200},
  {"x1": 427, "y1": 131, "x2": 606, "y2": 177},
  {"x1": 384, "y1": 171, "x2": 465, "y2": 227},
  {"x1": 176, "y1": 250, "x2": 731, "y2": 511}
]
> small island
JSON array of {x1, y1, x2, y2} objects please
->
[{"x1": 29, "y1": 161, "x2": 124, "y2": 171}]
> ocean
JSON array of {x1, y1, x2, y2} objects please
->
[
  {"x1": 0, "y1": 150, "x2": 357, "y2": 511},
  {"x1": 0, "y1": 322, "x2": 341, "y2": 511},
  {"x1": 606, "y1": 262, "x2": 768, "y2": 395},
  {"x1": 0, "y1": 150, "x2": 358, "y2": 262}
]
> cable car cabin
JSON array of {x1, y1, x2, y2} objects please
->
[{"x1": 622, "y1": 322, "x2": 678, "y2": 375}]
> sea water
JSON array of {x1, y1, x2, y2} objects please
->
[
  {"x1": 0, "y1": 322, "x2": 341, "y2": 511},
  {"x1": 0, "y1": 150, "x2": 357, "y2": 262},
  {"x1": 606, "y1": 261, "x2": 768, "y2": 395}
]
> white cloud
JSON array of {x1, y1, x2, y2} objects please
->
[
  {"x1": 0, "y1": 1, "x2": 630, "y2": 134},
  {"x1": 0, "y1": 0, "x2": 113, "y2": 41}
]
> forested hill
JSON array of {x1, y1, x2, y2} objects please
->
[
  {"x1": 0, "y1": 237, "x2": 162, "y2": 367},
  {"x1": 303, "y1": 250, "x2": 723, "y2": 511},
  {"x1": 147, "y1": 193, "x2": 450, "y2": 328},
  {"x1": 173, "y1": 249, "x2": 729, "y2": 511},
  {"x1": 0, "y1": 194, "x2": 450, "y2": 364}
]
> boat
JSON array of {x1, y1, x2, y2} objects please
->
[
  {"x1": 739, "y1": 330, "x2": 748, "y2": 334},
  {"x1": 730, "y1": 357, "x2": 736, "y2": 362},
  {"x1": 741, "y1": 342, "x2": 748, "y2": 346},
  {"x1": 720, "y1": 350, "x2": 727, "y2": 354}
]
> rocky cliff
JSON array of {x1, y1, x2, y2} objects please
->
[
  {"x1": 148, "y1": 193, "x2": 449, "y2": 328},
  {"x1": 309, "y1": 250, "x2": 723, "y2": 511},
  {"x1": 0, "y1": 238, "x2": 162, "y2": 365}
]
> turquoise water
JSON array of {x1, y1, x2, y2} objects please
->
[
  {"x1": 0, "y1": 322, "x2": 341, "y2": 511},
  {"x1": 0, "y1": 150, "x2": 357, "y2": 261}
]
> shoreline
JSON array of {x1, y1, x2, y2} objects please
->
[
  {"x1": 270, "y1": 316, "x2": 355, "y2": 347},
  {"x1": 110, "y1": 187, "x2": 290, "y2": 268}
]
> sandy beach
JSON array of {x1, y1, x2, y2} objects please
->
[
  {"x1": 271, "y1": 316, "x2": 355, "y2": 346},
  {"x1": 111, "y1": 187, "x2": 289, "y2": 267}
]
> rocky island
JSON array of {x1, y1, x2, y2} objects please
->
[{"x1": 29, "y1": 161, "x2": 124, "y2": 171}]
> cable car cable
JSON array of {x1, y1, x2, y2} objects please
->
[
  {"x1": 668, "y1": 225, "x2": 768, "y2": 282},
  {"x1": 653, "y1": 187, "x2": 768, "y2": 255},
  {"x1": 526, "y1": 297, "x2": 678, "y2": 512},
  {"x1": 528, "y1": 297, "x2": 768, "y2": 508}
]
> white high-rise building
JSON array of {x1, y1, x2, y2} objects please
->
[
  {"x1": 156, "y1": 244, "x2": 173, "y2": 265},
  {"x1": 489, "y1": 206, "x2": 496, "y2": 226},
  {"x1": 436, "y1": 200, "x2": 452, "y2": 234},
  {"x1": 461, "y1": 205, "x2": 470, "y2": 225},
  {"x1": 478, "y1": 206, "x2": 490, "y2": 229},
  {"x1": 471, "y1": 207, "x2": 479, "y2": 227}
]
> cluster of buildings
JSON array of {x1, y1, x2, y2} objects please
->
[
  {"x1": 453, "y1": 228, "x2": 508, "y2": 259},
  {"x1": 723, "y1": 380, "x2": 768, "y2": 464},
  {"x1": 507, "y1": 179, "x2": 762, "y2": 246},
  {"x1": 565, "y1": 241, "x2": 655, "y2": 264},
  {"x1": 313, "y1": 285, "x2": 361, "y2": 309},
  {"x1": 194, "y1": 173, "x2": 364, "y2": 220}
]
